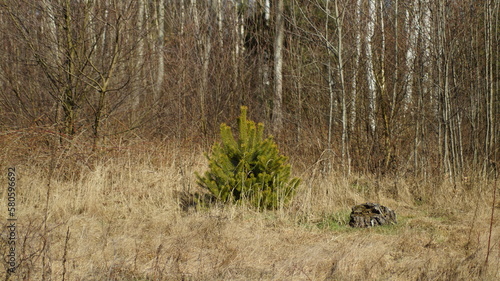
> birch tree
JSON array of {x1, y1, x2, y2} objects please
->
[
  {"x1": 200, "y1": 1, "x2": 212, "y2": 132},
  {"x1": 350, "y1": 0, "x2": 362, "y2": 130},
  {"x1": 325, "y1": 0, "x2": 335, "y2": 161},
  {"x1": 133, "y1": 0, "x2": 146, "y2": 115},
  {"x1": 335, "y1": 0, "x2": 348, "y2": 175},
  {"x1": 404, "y1": 0, "x2": 420, "y2": 173},
  {"x1": 417, "y1": 0, "x2": 432, "y2": 175},
  {"x1": 155, "y1": 0, "x2": 165, "y2": 97},
  {"x1": 421, "y1": 0, "x2": 432, "y2": 100},
  {"x1": 436, "y1": 0, "x2": 458, "y2": 179},
  {"x1": 366, "y1": 0, "x2": 377, "y2": 134},
  {"x1": 378, "y1": 0, "x2": 394, "y2": 172},
  {"x1": 484, "y1": 0, "x2": 498, "y2": 175},
  {"x1": 272, "y1": 0, "x2": 284, "y2": 133},
  {"x1": 215, "y1": 0, "x2": 224, "y2": 47},
  {"x1": 403, "y1": 1, "x2": 418, "y2": 113},
  {"x1": 231, "y1": 1, "x2": 242, "y2": 93}
]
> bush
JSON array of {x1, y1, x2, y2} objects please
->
[{"x1": 196, "y1": 106, "x2": 300, "y2": 210}]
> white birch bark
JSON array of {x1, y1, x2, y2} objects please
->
[
  {"x1": 366, "y1": 0, "x2": 377, "y2": 133},
  {"x1": 379, "y1": 0, "x2": 386, "y2": 97},
  {"x1": 325, "y1": 0, "x2": 334, "y2": 152},
  {"x1": 101, "y1": 1, "x2": 109, "y2": 52},
  {"x1": 200, "y1": 2, "x2": 212, "y2": 127},
  {"x1": 262, "y1": 1, "x2": 271, "y2": 89},
  {"x1": 403, "y1": 1, "x2": 418, "y2": 112},
  {"x1": 379, "y1": 0, "x2": 392, "y2": 171},
  {"x1": 436, "y1": 0, "x2": 454, "y2": 179},
  {"x1": 155, "y1": 0, "x2": 165, "y2": 97},
  {"x1": 216, "y1": 0, "x2": 223, "y2": 47},
  {"x1": 419, "y1": 0, "x2": 432, "y2": 174},
  {"x1": 239, "y1": 10, "x2": 245, "y2": 54},
  {"x1": 264, "y1": 0, "x2": 271, "y2": 23},
  {"x1": 492, "y1": 0, "x2": 498, "y2": 172},
  {"x1": 63, "y1": 0, "x2": 78, "y2": 135},
  {"x1": 350, "y1": 0, "x2": 362, "y2": 130},
  {"x1": 484, "y1": 0, "x2": 498, "y2": 174},
  {"x1": 421, "y1": 0, "x2": 432, "y2": 98},
  {"x1": 231, "y1": 2, "x2": 242, "y2": 91},
  {"x1": 436, "y1": 0, "x2": 445, "y2": 175},
  {"x1": 180, "y1": 0, "x2": 186, "y2": 35},
  {"x1": 272, "y1": 0, "x2": 284, "y2": 133},
  {"x1": 334, "y1": 0, "x2": 348, "y2": 175},
  {"x1": 133, "y1": 0, "x2": 145, "y2": 112},
  {"x1": 391, "y1": 0, "x2": 399, "y2": 120}
]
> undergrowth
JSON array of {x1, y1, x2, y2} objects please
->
[{"x1": 0, "y1": 134, "x2": 497, "y2": 280}]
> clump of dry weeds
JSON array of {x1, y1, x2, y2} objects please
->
[{"x1": 0, "y1": 132, "x2": 498, "y2": 280}]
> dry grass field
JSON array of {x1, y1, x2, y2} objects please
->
[{"x1": 1, "y1": 131, "x2": 499, "y2": 280}]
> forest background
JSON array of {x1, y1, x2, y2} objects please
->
[{"x1": 0, "y1": 0, "x2": 498, "y2": 179}]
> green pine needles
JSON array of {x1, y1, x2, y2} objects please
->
[{"x1": 196, "y1": 106, "x2": 300, "y2": 210}]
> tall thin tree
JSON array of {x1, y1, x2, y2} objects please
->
[
  {"x1": 272, "y1": 0, "x2": 284, "y2": 134},
  {"x1": 366, "y1": 0, "x2": 377, "y2": 134}
]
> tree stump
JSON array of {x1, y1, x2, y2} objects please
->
[{"x1": 349, "y1": 203, "x2": 397, "y2": 228}]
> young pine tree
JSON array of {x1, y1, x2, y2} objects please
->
[{"x1": 196, "y1": 106, "x2": 300, "y2": 210}]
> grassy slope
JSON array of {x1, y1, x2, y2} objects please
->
[{"x1": 0, "y1": 135, "x2": 498, "y2": 280}]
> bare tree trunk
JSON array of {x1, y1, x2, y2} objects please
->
[
  {"x1": 379, "y1": 0, "x2": 386, "y2": 98},
  {"x1": 335, "y1": 0, "x2": 349, "y2": 176},
  {"x1": 323, "y1": 0, "x2": 348, "y2": 174},
  {"x1": 327, "y1": 57, "x2": 335, "y2": 146},
  {"x1": 436, "y1": 0, "x2": 444, "y2": 175},
  {"x1": 261, "y1": 54, "x2": 271, "y2": 94},
  {"x1": 265, "y1": 0, "x2": 271, "y2": 22},
  {"x1": 290, "y1": 1, "x2": 302, "y2": 144},
  {"x1": 180, "y1": 0, "x2": 185, "y2": 35},
  {"x1": 350, "y1": 0, "x2": 362, "y2": 130},
  {"x1": 436, "y1": 0, "x2": 458, "y2": 182},
  {"x1": 62, "y1": 0, "x2": 78, "y2": 136},
  {"x1": 421, "y1": 0, "x2": 432, "y2": 99},
  {"x1": 443, "y1": 60, "x2": 455, "y2": 180},
  {"x1": 379, "y1": 0, "x2": 392, "y2": 172},
  {"x1": 492, "y1": 0, "x2": 499, "y2": 177},
  {"x1": 215, "y1": 0, "x2": 223, "y2": 47},
  {"x1": 261, "y1": 2, "x2": 271, "y2": 101},
  {"x1": 391, "y1": 0, "x2": 399, "y2": 121},
  {"x1": 403, "y1": 1, "x2": 418, "y2": 112},
  {"x1": 272, "y1": 0, "x2": 284, "y2": 134},
  {"x1": 419, "y1": 0, "x2": 432, "y2": 176},
  {"x1": 484, "y1": 0, "x2": 498, "y2": 176},
  {"x1": 232, "y1": 2, "x2": 243, "y2": 97},
  {"x1": 366, "y1": 0, "x2": 377, "y2": 134},
  {"x1": 100, "y1": 0, "x2": 108, "y2": 48},
  {"x1": 325, "y1": 0, "x2": 334, "y2": 171},
  {"x1": 42, "y1": 0, "x2": 61, "y2": 63},
  {"x1": 200, "y1": 1, "x2": 212, "y2": 133},
  {"x1": 155, "y1": 0, "x2": 165, "y2": 97},
  {"x1": 133, "y1": 0, "x2": 145, "y2": 116}
]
